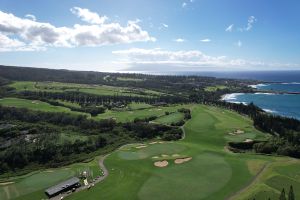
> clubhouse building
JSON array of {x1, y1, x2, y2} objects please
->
[{"x1": 45, "y1": 177, "x2": 80, "y2": 198}]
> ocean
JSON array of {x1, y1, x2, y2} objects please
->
[
  {"x1": 215, "y1": 71, "x2": 300, "y2": 120},
  {"x1": 133, "y1": 70, "x2": 300, "y2": 120}
]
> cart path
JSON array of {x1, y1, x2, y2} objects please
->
[{"x1": 225, "y1": 162, "x2": 271, "y2": 200}]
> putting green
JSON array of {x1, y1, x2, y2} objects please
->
[
  {"x1": 138, "y1": 152, "x2": 232, "y2": 200},
  {"x1": 118, "y1": 143, "x2": 186, "y2": 160}
]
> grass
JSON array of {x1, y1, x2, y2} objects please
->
[
  {"x1": 153, "y1": 112, "x2": 184, "y2": 125},
  {"x1": 116, "y1": 77, "x2": 144, "y2": 82},
  {"x1": 9, "y1": 81, "x2": 162, "y2": 97},
  {"x1": 237, "y1": 160, "x2": 300, "y2": 200},
  {"x1": 94, "y1": 105, "x2": 186, "y2": 123},
  {"x1": 2, "y1": 104, "x2": 300, "y2": 200},
  {"x1": 0, "y1": 157, "x2": 102, "y2": 200},
  {"x1": 66, "y1": 105, "x2": 279, "y2": 200},
  {"x1": 127, "y1": 102, "x2": 153, "y2": 110},
  {"x1": 204, "y1": 85, "x2": 228, "y2": 92},
  {"x1": 0, "y1": 97, "x2": 88, "y2": 116},
  {"x1": 56, "y1": 100, "x2": 82, "y2": 109}
]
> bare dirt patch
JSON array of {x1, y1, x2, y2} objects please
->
[
  {"x1": 174, "y1": 157, "x2": 192, "y2": 164},
  {"x1": 154, "y1": 160, "x2": 169, "y2": 167}
]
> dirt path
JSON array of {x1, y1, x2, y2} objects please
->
[{"x1": 225, "y1": 162, "x2": 271, "y2": 200}]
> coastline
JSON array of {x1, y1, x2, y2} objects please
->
[{"x1": 221, "y1": 82, "x2": 300, "y2": 120}]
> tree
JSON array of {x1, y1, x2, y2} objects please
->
[
  {"x1": 288, "y1": 185, "x2": 295, "y2": 200},
  {"x1": 280, "y1": 188, "x2": 286, "y2": 200}
]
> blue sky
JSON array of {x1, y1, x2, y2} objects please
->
[{"x1": 0, "y1": 0, "x2": 300, "y2": 71}]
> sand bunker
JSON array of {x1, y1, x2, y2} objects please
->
[
  {"x1": 136, "y1": 145, "x2": 147, "y2": 149},
  {"x1": 149, "y1": 141, "x2": 158, "y2": 145},
  {"x1": 228, "y1": 129, "x2": 245, "y2": 136},
  {"x1": 172, "y1": 154, "x2": 180, "y2": 157},
  {"x1": 152, "y1": 156, "x2": 159, "y2": 159},
  {"x1": 0, "y1": 182, "x2": 14, "y2": 186},
  {"x1": 158, "y1": 141, "x2": 165, "y2": 144},
  {"x1": 161, "y1": 154, "x2": 169, "y2": 157},
  {"x1": 235, "y1": 129, "x2": 244, "y2": 134},
  {"x1": 174, "y1": 157, "x2": 192, "y2": 164},
  {"x1": 244, "y1": 139, "x2": 253, "y2": 143},
  {"x1": 154, "y1": 160, "x2": 169, "y2": 167}
]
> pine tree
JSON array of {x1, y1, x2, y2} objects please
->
[
  {"x1": 288, "y1": 185, "x2": 295, "y2": 200},
  {"x1": 280, "y1": 188, "x2": 286, "y2": 200}
]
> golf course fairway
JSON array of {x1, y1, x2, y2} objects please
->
[
  {"x1": 65, "y1": 105, "x2": 300, "y2": 200},
  {"x1": 2, "y1": 105, "x2": 300, "y2": 200}
]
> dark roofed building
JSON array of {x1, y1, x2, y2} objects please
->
[{"x1": 45, "y1": 177, "x2": 80, "y2": 197}]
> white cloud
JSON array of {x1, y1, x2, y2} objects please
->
[
  {"x1": 246, "y1": 16, "x2": 257, "y2": 31},
  {"x1": 0, "y1": 9, "x2": 155, "y2": 52},
  {"x1": 182, "y1": 0, "x2": 195, "y2": 8},
  {"x1": 158, "y1": 23, "x2": 168, "y2": 30},
  {"x1": 70, "y1": 7, "x2": 107, "y2": 25},
  {"x1": 113, "y1": 48, "x2": 227, "y2": 67},
  {"x1": 200, "y1": 38, "x2": 211, "y2": 42},
  {"x1": 0, "y1": 33, "x2": 45, "y2": 52},
  {"x1": 112, "y1": 48, "x2": 298, "y2": 70},
  {"x1": 239, "y1": 16, "x2": 257, "y2": 32},
  {"x1": 225, "y1": 24, "x2": 234, "y2": 32},
  {"x1": 162, "y1": 23, "x2": 168, "y2": 28},
  {"x1": 236, "y1": 40, "x2": 242, "y2": 47},
  {"x1": 174, "y1": 38, "x2": 185, "y2": 42},
  {"x1": 25, "y1": 14, "x2": 36, "y2": 21}
]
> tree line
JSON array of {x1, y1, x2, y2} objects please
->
[{"x1": 0, "y1": 105, "x2": 183, "y2": 174}]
